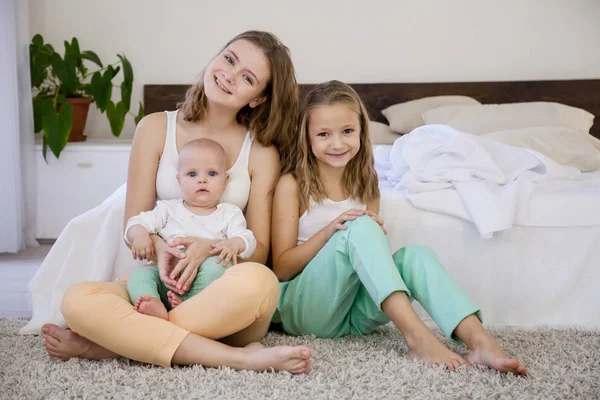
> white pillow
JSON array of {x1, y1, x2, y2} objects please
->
[
  {"x1": 422, "y1": 102, "x2": 594, "y2": 136},
  {"x1": 368, "y1": 121, "x2": 400, "y2": 145},
  {"x1": 382, "y1": 96, "x2": 480, "y2": 134},
  {"x1": 482, "y1": 126, "x2": 600, "y2": 172}
]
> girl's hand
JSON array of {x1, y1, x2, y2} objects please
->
[
  {"x1": 131, "y1": 232, "x2": 155, "y2": 260},
  {"x1": 167, "y1": 237, "x2": 220, "y2": 293},
  {"x1": 324, "y1": 209, "x2": 367, "y2": 239},
  {"x1": 364, "y1": 210, "x2": 387, "y2": 235},
  {"x1": 210, "y1": 238, "x2": 245, "y2": 266},
  {"x1": 152, "y1": 235, "x2": 186, "y2": 294}
]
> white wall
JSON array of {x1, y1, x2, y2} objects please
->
[{"x1": 29, "y1": 0, "x2": 600, "y2": 139}]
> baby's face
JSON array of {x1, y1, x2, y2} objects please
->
[{"x1": 177, "y1": 146, "x2": 228, "y2": 207}]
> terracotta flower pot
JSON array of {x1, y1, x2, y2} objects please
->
[{"x1": 65, "y1": 97, "x2": 94, "y2": 142}]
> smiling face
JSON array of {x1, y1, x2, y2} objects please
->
[
  {"x1": 177, "y1": 141, "x2": 228, "y2": 208},
  {"x1": 307, "y1": 103, "x2": 362, "y2": 171},
  {"x1": 203, "y1": 39, "x2": 271, "y2": 111}
]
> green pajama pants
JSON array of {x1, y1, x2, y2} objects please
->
[
  {"x1": 126, "y1": 257, "x2": 228, "y2": 310},
  {"x1": 272, "y1": 216, "x2": 481, "y2": 339}
]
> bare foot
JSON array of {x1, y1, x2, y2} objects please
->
[
  {"x1": 466, "y1": 338, "x2": 528, "y2": 376},
  {"x1": 134, "y1": 295, "x2": 168, "y2": 320},
  {"x1": 407, "y1": 333, "x2": 470, "y2": 371},
  {"x1": 167, "y1": 290, "x2": 183, "y2": 309},
  {"x1": 243, "y1": 342, "x2": 311, "y2": 374},
  {"x1": 41, "y1": 323, "x2": 117, "y2": 361}
]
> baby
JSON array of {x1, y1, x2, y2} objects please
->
[{"x1": 125, "y1": 138, "x2": 256, "y2": 320}]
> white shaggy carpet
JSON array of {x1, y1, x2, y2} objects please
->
[{"x1": 1, "y1": 318, "x2": 599, "y2": 399}]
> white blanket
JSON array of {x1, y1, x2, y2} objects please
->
[{"x1": 375, "y1": 125, "x2": 600, "y2": 237}]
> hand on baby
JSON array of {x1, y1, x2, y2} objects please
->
[
  {"x1": 131, "y1": 233, "x2": 155, "y2": 260},
  {"x1": 210, "y1": 238, "x2": 245, "y2": 266}
]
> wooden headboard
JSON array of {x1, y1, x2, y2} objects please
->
[{"x1": 144, "y1": 79, "x2": 600, "y2": 138}]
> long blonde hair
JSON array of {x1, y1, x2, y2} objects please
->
[
  {"x1": 294, "y1": 80, "x2": 380, "y2": 211},
  {"x1": 178, "y1": 31, "x2": 298, "y2": 163}
]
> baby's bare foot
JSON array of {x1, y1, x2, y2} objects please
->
[
  {"x1": 466, "y1": 337, "x2": 528, "y2": 376},
  {"x1": 167, "y1": 290, "x2": 183, "y2": 309},
  {"x1": 135, "y1": 295, "x2": 168, "y2": 320},
  {"x1": 243, "y1": 342, "x2": 311, "y2": 374},
  {"x1": 41, "y1": 323, "x2": 117, "y2": 361},
  {"x1": 407, "y1": 333, "x2": 469, "y2": 371}
]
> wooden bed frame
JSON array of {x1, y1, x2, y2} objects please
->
[{"x1": 144, "y1": 79, "x2": 600, "y2": 139}]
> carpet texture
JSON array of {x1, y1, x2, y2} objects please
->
[{"x1": 1, "y1": 318, "x2": 598, "y2": 399}]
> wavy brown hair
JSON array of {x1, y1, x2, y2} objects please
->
[
  {"x1": 178, "y1": 31, "x2": 298, "y2": 166},
  {"x1": 294, "y1": 80, "x2": 380, "y2": 211}
]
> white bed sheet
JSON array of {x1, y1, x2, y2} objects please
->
[{"x1": 379, "y1": 187, "x2": 600, "y2": 328}]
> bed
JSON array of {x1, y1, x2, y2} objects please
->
[{"x1": 144, "y1": 80, "x2": 600, "y2": 328}]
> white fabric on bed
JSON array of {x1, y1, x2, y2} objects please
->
[
  {"x1": 379, "y1": 187, "x2": 600, "y2": 328},
  {"x1": 375, "y1": 125, "x2": 600, "y2": 237},
  {"x1": 482, "y1": 126, "x2": 600, "y2": 172}
]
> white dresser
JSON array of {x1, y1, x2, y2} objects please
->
[{"x1": 35, "y1": 139, "x2": 132, "y2": 239}]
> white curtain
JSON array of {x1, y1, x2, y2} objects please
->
[{"x1": 0, "y1": 0, "x2": 38, "y2": 253}]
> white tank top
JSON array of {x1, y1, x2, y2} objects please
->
[
  {"x1": 155, "y1": 110, "x2": 253, "y2": 211},
  {"x1": 297, "y1": 197, "x2": 366, "y2": 245}
]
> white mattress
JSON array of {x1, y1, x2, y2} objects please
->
[{"x1": 379, "y1": 184, "x2": 600, "y2": 329}]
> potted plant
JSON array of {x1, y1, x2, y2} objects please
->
[{"x1": 29, "y1": 34, "x2": 144, "y2": 160}]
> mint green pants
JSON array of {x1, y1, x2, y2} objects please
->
[
  {"x1": 127, "y1": 257, "x2": 228, "y2": 310},
  {"x1": 272, "y1": 216, "x2": 481, "y2": 339}
]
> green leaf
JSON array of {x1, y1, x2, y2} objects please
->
[
  {"x1": 32, "y1": 97, "x2": 43, "y2": 133},
  {"x1": 134, "y1": 102, "x2": 144, "y2": 125},
  {"x1": 81, "y1": 50, "x2": 103, "y2": 67},
  {"x1": 41, "y1": 99, "x2": 72, "y2": 158},
  {"x1": 51, "y1": 52, "x2": 77, "y2": 95},
  {"x1": 90, "y1": 70, "x2": 113, "y2": 112},
  {"x1": 110, "y1": 65, "x2": 120, "y2": 79},
  {"x1": 32, "y1": 34, "x2": 44, "y2": 48},
  {"x1": 43, "y1": 43, "x2": 55, "y2": 54},
  {"x1": 69, "y1": 38, "x2": 80, "y2": 57},
  {"x1": 120, "y1": 80, "x2": 132, "y2": 111},
  {"x1": 117, "y1": 54, "x2": 133, "y2": 83},
  {"x1": 42, "y1": 135, "x2": 48, "y2": 163},
  {"x1": 30, "y1": 38, "x2": 52, "y2": 88},
  {"x1": 106, "y1": 101, "x2": 127, "y2": 137}
]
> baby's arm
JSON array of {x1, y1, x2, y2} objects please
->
[
  {"x1": 211, "y1": 204, "x2": 257, "y2": 265},
  {"x1": 124, "y1": 201, "x2": 171, "y2": 260}
]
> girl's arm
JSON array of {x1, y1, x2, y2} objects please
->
[
  {"x1": 271, "y1": 174, "x2": 365, "y2": 281},
  {"x1": 242, "y1": 143, "x2": 280, "y2": 264},
  {"x1": 366, "y1": 197, "x2": 387, "y2": 234}
]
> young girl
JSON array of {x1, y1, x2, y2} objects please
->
[
  {"x1": 40, "y1": 31, "x2": 311, "y2": 374},
  {"x1": 271, "y1": 80, "x2": 527, "y2": 375}
]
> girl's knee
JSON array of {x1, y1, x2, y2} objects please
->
[{"x1": 393, "y1": 245, "x2": 440, "y2": 271}]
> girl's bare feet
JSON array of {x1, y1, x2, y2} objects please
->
[
  {"x1": 243, "y1": 342, "x2": 311, "y2": 374},
  {"x1": 167, "y1": 290, "x2": 183, "y2": 309},
  {"x1": 134, "y1": 295, "x2": 168, "y2": 320},
  {"x1": 41, "y1": 323, "x2": 118, "y2": 361},
  {"x1": 466, "y1": 337, "x2": 528, "y2": 376},
  {"x1": 455, "y1": 314, "x2": 527, "y2": 376},
  {"x1": 407, "y1": 332, "x2": 470, "y2": 371}
]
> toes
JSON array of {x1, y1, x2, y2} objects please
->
[
  {"x1": 298, "y1": 346, "x2": 311, "y2": 360},
  {"x1": 445, "y1": 360, "x2": 458, "y2": 371},
  {"x1": 45, "y1": 335, "x2": 60, "y2": 347},
  {"x1": 41, "y1": 323, "x2": 57, "y2": 335},
  {"x1": 42, "y1": 324, "x2": 62, "y2": 338}
]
